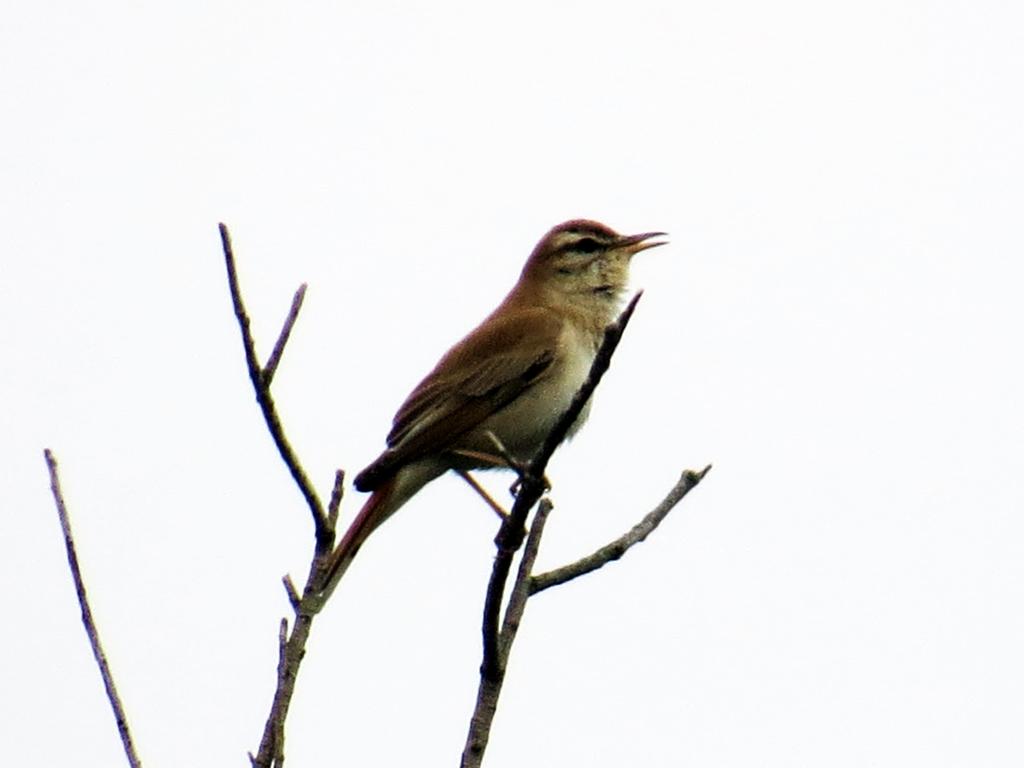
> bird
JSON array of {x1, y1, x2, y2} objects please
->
[{"x1": 322, "y1": 219, "x2": 666, "y2": 587}]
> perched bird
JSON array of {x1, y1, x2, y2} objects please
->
[{"x1": 324, "y1": 219, "x2": 666, "y2": 585}]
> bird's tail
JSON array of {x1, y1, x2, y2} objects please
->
[{"x1": 322, "y1": 479, "x2": 397, "y2": 588}]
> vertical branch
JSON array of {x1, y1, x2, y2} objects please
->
[
  {"x1": 44, "y1": 449, "x2": 144, "y2": 768},
  {"x1": 499, "y1": 499, "x2": 552, "y2": 651},
  {"x1": 460, "y1": 501, "x2": 552, "y2": 768},
  {"x1": 251, "y1": 518, "x2": 339, "y2": 768},
  {"x1": 483, "y1": 293, "x2": 642, "y2": 671},
  {"x1": 219, "y1": 224, "x2": 344, "y2": 767},
  {"x1": 462, "y1": 294, "x2": 643, "y2": 767}
]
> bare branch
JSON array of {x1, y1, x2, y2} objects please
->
[
  {"x1": 268, "y1": 619, "x2": 290, "y2": 767},
  {"x1": 278, "y1": 618, "x2": 289, "y2": 655},
  {"x1": 219, "y1": 223, "x2": 330, "y2": 542},
  {"x1": 263, "y1": 283, "x2": 307, "y2": 386},
  {"x1": 495, "y1": 291, "x2": 643, "y2": 553},
  {"x1": 480, "y1": 292, "x2": 643, "y2": 674},
  {"x1": 327, "y1": 469, "x2": 345, "y2": 530},
  {"x1": 253, "y1": 599, "x2": 320, "y2": 768},
  {"x1": 282, "y1": 576, "x2": 301, "y2": 612},
  {"x1": 500, "y1": 499, "x2": 552, "y2": 653},
  {"x1": 463, "y1": 293, "x2": 645, "y2": 767},
  {"x1": 478, "y1": 543, "x2": 511, "y2": 684},
  {"x1": 530, "y1": 464, "x2": 712, "y2": 595},
  {"x1": 460, "y1": 500, "x2": 552, "y2": 767},
  {"x1": 219, "y1": 224, "x2": 343, "y2": 766},
  {"x1": 44, "y1": 450, "x2": 143, "y2": 768}
]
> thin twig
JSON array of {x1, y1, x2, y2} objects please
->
[
  {"x1": 253, "y1": 582, "x2": 323, "y2": 767},
  {"x1": 530, "y1": 464, "x2": 712, "y2": 595},
  {"x1": 44, "y1": 450, "x2": 143, "y2": 768},
  {"x1": 263, "y1": 284, "x2": 307, "y2": 386},
  {"x1": 500, "y1": 499, "x2": 552, "y2": 654},
  {"x1": 270, "y1": 619, "x2": 290, "y2": 767},
  {"x1": 219, "y1": 223, "x2": 330, "y2": 542},
  {"x1": 282, "y1": 576, "x2": 301, "y2": 612},
  {"x1": 327, "y1": 469, "x2": 345, "y2": 530}
]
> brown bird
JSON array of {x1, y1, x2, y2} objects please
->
[{"x1": 323, "y1": 219, "x2": 666, "y2": 586}]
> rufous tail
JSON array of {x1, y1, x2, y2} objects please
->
[{"x1": 322, "y1": 480, "x2": 395, "y2": 588}]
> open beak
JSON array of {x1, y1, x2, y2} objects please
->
[{"x1": 617, "y1": 230, "x2": 669, "y2": 256}]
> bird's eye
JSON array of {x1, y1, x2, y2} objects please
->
[{"x1": 574, "y1": 237, "x2": 601, "y2": 254}]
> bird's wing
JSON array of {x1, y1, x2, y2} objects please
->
[{"x1": 354, "y1": 306, "x2": 563, "y2": 491}]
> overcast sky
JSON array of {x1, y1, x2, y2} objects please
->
[{"x1": 3, "y1": 2, "x2": 1023, "y2": 766}]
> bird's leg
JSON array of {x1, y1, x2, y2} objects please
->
[
  {"x1": 456, "y1": 469, "x2": 509, "y2": 520},
  {"x1": 449, "y1": 448, "x2": 513, "y2": 470},
  {"x1": 508, "y1": 472, "x2": 552, "y2": 499},
  {"x1": 479, "y1": 431, "x2": 552, "y2": 498},
  {"x1": 451, "y1": 434, "x2": 552, "y2": 500}
]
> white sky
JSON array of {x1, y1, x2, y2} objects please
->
[{"x1": 3, "y1": 2, "x2": 1023, "y2": 766}]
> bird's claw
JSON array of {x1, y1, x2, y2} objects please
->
[{"x1": 509, "y1": 472, "x2": 551, "y2": 498}]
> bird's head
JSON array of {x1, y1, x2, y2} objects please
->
[{"x1": 521, "y1": 219, "x2": 667, "y2": 306}]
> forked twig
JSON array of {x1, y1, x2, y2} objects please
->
[
  {"x1": 461, "y1": 288, "x2": 711, "y2": 767},
  {"x1": 219, "y1": 223, "x2": 341, "y2": 768},
  {"x1": 219, "y1": 223, "x2": 330, "y2": 544}
]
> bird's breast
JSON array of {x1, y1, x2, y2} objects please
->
[{"x1": 477, "y1": 322, "x2": 598, "y2": 458}]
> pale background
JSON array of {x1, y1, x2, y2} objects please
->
[{"x1": 2, "y1": 2, "x2": 1022, "y2": 766}]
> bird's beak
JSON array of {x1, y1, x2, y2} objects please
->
[{"x1": 617, "y1": 231, "x2": 669, "y2": 256}]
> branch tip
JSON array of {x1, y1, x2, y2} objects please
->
[
  {"x1": 263, "y1": 283, "x2": 308, "y2": 386},
  {"x1": 222, "y1": 227, "x2": 338, "y2": 766},
  {"x1": 283, "y1": 576, "x2": 301, "y2": 611},
  {"x1": 529, "y1": 463, "x2": 711, "y2": 595},
  {"x1": 327, "y1": 469, "x2": 345, "y2": 530},
  {"x1": 219, "y1": 224, "x2": 329, "y2": 535}
]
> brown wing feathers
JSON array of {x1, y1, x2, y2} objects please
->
[{"x1": 354, "y1": 307, "x2": 561, "y2": 492}]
